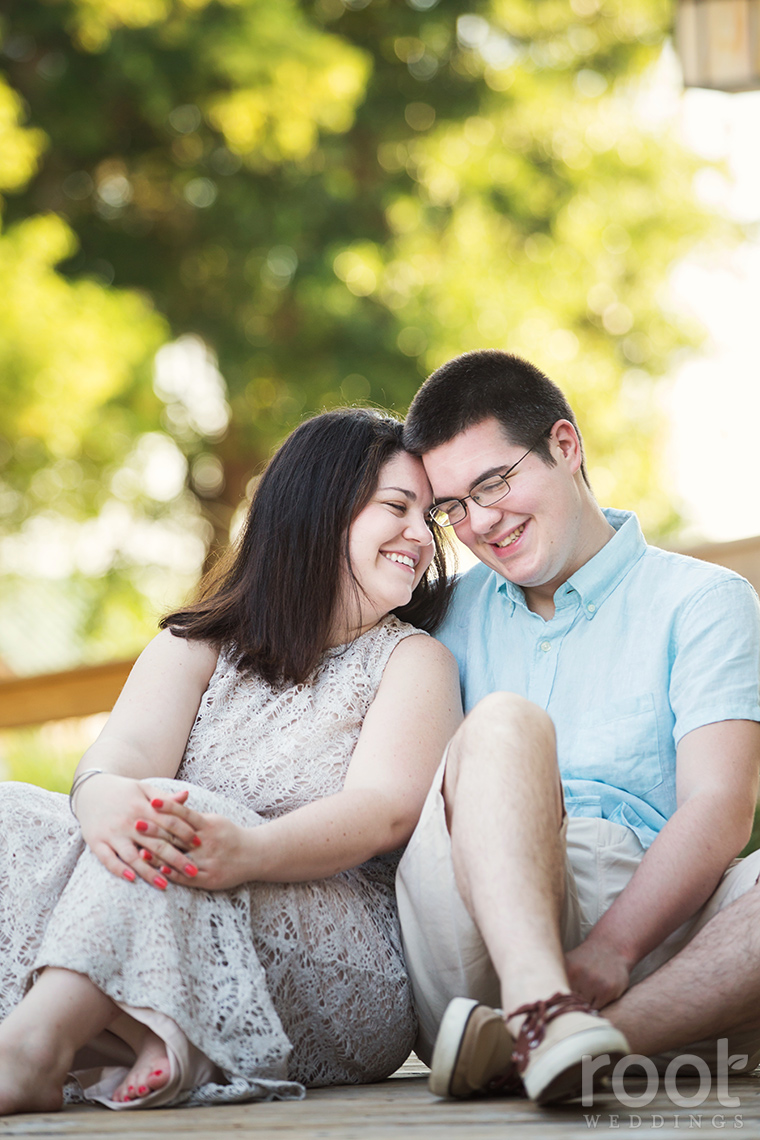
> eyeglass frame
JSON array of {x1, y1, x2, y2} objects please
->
[{"x1": 427, "y1": 426, "x2": 554, "y2": 528}]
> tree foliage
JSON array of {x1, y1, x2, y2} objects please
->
[{"x1": 0, "y1": 0, "x2": 728, "y2": 672}]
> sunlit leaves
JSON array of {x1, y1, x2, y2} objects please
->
[
  {"x1": 203, "y1": 4, "x2": 370, "y2": 165},
  {"x1": 0, "y1": 0, "x2": 735, "y2": 683},
  {"x1": 0, "y1": 209, "x2": 168, "y2": 549},
  {"x1": 0, "y1": 76, "x2": 47, "y2": 194}
]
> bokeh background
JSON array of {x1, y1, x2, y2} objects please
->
[{"x1": 1, "y1": 0, "x2": 758, "y2": 792}]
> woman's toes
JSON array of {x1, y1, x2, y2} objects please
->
[
  {"x1": 112, "y1": 1055, "x2": 170, "y2": 1103},
  {"x1": 147, "y1": 1067, "x2": 168, "y2": 1091}
]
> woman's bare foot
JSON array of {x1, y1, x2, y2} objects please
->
[
  {"x1": 0, "y1": 967, "x2": 120, "y2": 1115},
  {"x1": 0, "y1": 1030, "x2": 69, "y2": 1114},
  {"x1": 111, "y1": 1025, "x2": 170, "y2": 1103}
]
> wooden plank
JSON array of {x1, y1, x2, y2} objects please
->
[
  {"x1": 0, "y1": 660, "x2": 136, "y2": 730},
  {"x1": 1, "y1": 1071, "x2": 758, "y2": 1139}
]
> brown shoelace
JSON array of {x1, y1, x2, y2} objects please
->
[{"x1": 508, "y1": 991, "x2": 599, "y2": 1074}]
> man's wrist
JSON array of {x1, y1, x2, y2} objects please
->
[{"x1": 583, "y1": 924, "x2": 638, "y2": 971}]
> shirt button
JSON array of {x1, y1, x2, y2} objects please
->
[
  {"x1": 541, "y1": 640, "x2": 551, "y2": 652},
  {"x1": 586, "y1": 602, "x2": 596, "y2": 613}
]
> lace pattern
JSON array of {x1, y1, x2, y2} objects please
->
[{"x1": 0, "y1": 616, "x2": 422, "y2": 1103}]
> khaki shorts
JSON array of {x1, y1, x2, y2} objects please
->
[{"x1": 396, "y1": 755, "x2": 760, "y2": 1069}]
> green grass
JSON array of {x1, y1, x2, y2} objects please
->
[{"x1": 0, "y1": 717, "x2": 106, "y2": 792}]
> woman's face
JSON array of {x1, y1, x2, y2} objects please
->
[{"x1": 342, "y1": 451, "x2": 435, "y2": 636}]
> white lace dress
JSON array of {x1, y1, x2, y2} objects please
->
[{"x1": 0, "y1": 616, "x2": 422, "y2": 1106}]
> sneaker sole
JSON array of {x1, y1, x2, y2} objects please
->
[
  {"x1": 429, "y1": 998, "x2": 481, "y2": 1098},
  {"x1": 524, "y1": 1025, "x2": 630, "y2": 1106}
]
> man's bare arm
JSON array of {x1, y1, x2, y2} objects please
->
[{"x1": 565, "y1": 718, "x2": 760, "y2": 1008}]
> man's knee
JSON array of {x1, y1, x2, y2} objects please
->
[
  {"x1": 447, "y1": 692, "x2": 555, "y2": 785},
  {"x1": 464, "y1": 691, "x2": 554, "y2": 747}
]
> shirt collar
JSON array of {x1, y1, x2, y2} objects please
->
[{"x1": 493, "y1": 509, "x2": 647, "y2": 618}]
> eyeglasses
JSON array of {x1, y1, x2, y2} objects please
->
[{"x1": 428, "y1": 430, "x2": 551, "y2": 528}]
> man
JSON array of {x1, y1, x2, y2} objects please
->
[{"x1": 396, "y1": 349, "x2": 760, "y2": 1106}]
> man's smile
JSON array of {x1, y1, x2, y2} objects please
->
[{"x1": 493, "y1": 521, "x2": 527, "y2": 550}]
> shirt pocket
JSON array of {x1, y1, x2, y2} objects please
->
[{"x1": 569, "y1": 693, "x2": 663, "y2": 797}]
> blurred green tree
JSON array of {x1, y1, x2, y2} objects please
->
[{"x1": 0, "y1": 0, "x2": 728, "y2": 673}]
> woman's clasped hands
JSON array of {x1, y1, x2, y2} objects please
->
[
  {"x1": 133, "y1": 799, "x2": 252, "y2": 892},
  {"x1": 73, "y1": 772, "x2": 249, "y2": 893}
]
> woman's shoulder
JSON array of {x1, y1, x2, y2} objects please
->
[
  {"x1": 358, "y1": 615, "x2": 457, "y2": 677},
  {"x1": 383, "y1": 621, "x2": 457, "y2": 671},
  {"x1": 357, "y1": 614, "x2": 429, "y2": 657},
  {"x1": 367, "y1": 622, "x2": 461, "y2": 724},
  {"x1": 137, "y1": 628, "x2": 220, "y2": 686}
]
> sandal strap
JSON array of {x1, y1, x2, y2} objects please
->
[{"x1": 508, "y1": 991, "x2": 598, "y2": 1074}]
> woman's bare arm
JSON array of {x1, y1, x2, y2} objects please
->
[
  {"x1": 139, "y1": 634, "x2": 462, "y2": 890},
  {"x1": 71, "y1": 629, "x2": 218, "y2": 887}
]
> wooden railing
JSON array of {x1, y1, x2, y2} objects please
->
[{"x1": 0, "y1": 659, "x2": 136, "y2": 730}]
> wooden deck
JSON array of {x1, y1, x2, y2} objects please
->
[{"x1": 2, "y1": 1057, "x2": 759, "y2": 1138}]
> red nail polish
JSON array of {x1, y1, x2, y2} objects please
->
[
  {"x1": 123, "y1": 868, "x2": 136, "y2": 882},
  {"x1": 153, "y1": 1070, "x2": 163, "y2": 1076},
  {"x1": 151, "y1": 798, "x2": 164, "y2": 809},
  {"x1": 138, "y1": 1085, "x2": 148, "y2": 1095},
  {"x1": 154, "y1": 874, "x2": 168, "y2": 889},
  {"x1": 135, "y1": 820, "x2": 149, "y2": 833},
  {"x1": 184, "y1": 863, "x2": 198, "y2": 877},
  {"x1": 140, "y1": 849, "x2": 153, "y2": 862},
  {"x1": 128, "y1": 1085, "x2": 134, "y2": 1093},
  {"x1": 191, "y1": 835, "x2": 202, "y2": 847},
  {"x1": 160, "y1": 865, "x2": 172, "y2": 876}
]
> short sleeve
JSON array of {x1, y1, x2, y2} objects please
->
[{"x1": 670, "y1": 576, "x2": 760, "y2": 745}]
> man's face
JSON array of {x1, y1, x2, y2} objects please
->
[{"x1": 422, "y1": 417, "x2": 588, "y2": 601}]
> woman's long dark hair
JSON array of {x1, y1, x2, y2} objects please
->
[{"x1": 161, "y1": 408, "x2": 452, "y2": 685}]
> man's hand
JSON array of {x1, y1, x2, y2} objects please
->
[{"x1": 565, "y1": 938, "x2": 631, "y2": 1010}]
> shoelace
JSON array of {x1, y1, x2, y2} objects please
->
[{"x1": 508, "y1": 991, "x2": 598, "y2": 1073}]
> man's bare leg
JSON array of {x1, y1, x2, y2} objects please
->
[
  {"x1": 445, "y1": 691, "x2": 569, "y2": 1016},
  {"x1": 430, "y1": 692, "x2": 630, "y2": 1104},
  {"x1": 604, "y1": 886, "x2": 760, "y2": 1056},
  {"x1": 0, "y1": 967, "x2": 120, "y2": 1114}
]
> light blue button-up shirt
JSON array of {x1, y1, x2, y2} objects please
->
[{"x1": 437, "y1": 509, "x2": 760, "y2": 847}]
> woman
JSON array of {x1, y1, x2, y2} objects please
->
[{"x1": 0, "y1": 408, "x2": 461, "y2": 1114}]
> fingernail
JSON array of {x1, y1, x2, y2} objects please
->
[
  {"x1": 151, "y1": 798, "x2": 164, "y2": 809},
  {"x1": 122, "y1": 868, "x2": 136, "y2": 882},
  {"x1": 140, "y1": 849, "x2": 153, "y2": 862},
  {"x1": 135, "y1": 820, "x2": 149, "y2": 833},
  {"x1": 153, "y1": 874, "x2": 168, "y2": 889},
  {"x1": 191, "y1": 835, "x2": 202, "y2": 847},
  {"x1": 184, "y1": 863, "x2": 198, "y2": 877},
  {"x1": 160, "y1": 865, "x2": 172, "y2": 876}
]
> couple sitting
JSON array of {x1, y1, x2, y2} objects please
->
[{"x1": 1, "y1": 349, "x2": 759, "y2": 1114}]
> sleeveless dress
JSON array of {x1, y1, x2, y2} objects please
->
[{"x1": 0, "y1": 616, "x2": 422, "y2": 1106}]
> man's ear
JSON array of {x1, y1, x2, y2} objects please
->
[{"x1": 551, "y1": 420, "x2": 583, "y2": 475}]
